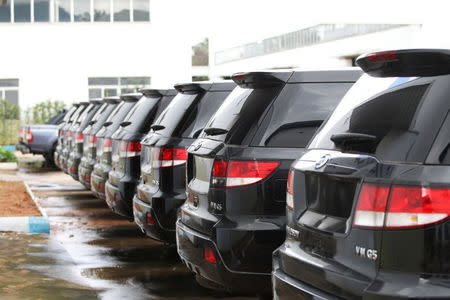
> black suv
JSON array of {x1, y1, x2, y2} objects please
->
[
  {"x1": 55, "y1": 104, "x2": 79, "y2": 168},
  {"x1": 79, "y1": 97, "x2": 121, "y2": 189},
  {"x1": 67, "y1": 98, "x2": 104, "y2": 180},
  {"x1": 133, "y1": 81, "x2": 236, "y2": 243},
  {"x1": 272, "y1": 49, "x2": 450, "y2": 299},
  {"x1": 91, "y1": 94, "x2": 139, "y2": 200},
  {"x1": 176, "y1": 70, "x2": 360, "y2": 295},
  {"x1": 60, "y1": 102, "x2": 89, "y2": 173},
  {"x1": 105, "y1": 89, "x2": 176, "y2": 219}
]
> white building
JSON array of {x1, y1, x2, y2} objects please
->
[{"x1": 0, "y1": 0, "x2": 193, "y2": 109}]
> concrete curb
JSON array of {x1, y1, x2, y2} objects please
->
[{"x1": 0, "y1": 182, "x2": 50, "y2": 234}]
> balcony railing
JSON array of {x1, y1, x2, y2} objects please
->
[{"x1": 215, "y1": 23, "x2": 415, "y2": 65}]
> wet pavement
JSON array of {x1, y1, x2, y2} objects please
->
[{"x1": 0, "y1": 164, "x2": 255, "y2": 300}]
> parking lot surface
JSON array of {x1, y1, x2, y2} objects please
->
[{"x1": 0, "y1": 164, "x2": 254, "y2": 300}]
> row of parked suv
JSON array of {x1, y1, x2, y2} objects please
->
[{"x1": 54, "y1": 49, "x2": 450, "y2": 299}]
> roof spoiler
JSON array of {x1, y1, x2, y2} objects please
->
[
  {"x1": 79, "y1": 101, "x2": 89, "y2": 106},
  {"x1": 356, "y1": 49, "x2": 450, "y2": 77},
  {"x1": 231, "y1": 71, "x2": 292, "y2": 88},
  {"x1": 104, "y1": 96, "x2": 121, "y2": 104},
  {"x1": 120, "y1": 93, "x2": 142, "y2": 102},
  {"x1": 174, "y1": 82, "x2": 210, "y2": 94},
  {"x1": 139, "y1": 88, "x2": 165, "y2": 97},
  {"x1": 89, "y1": 98, "x2": 103, "y2": 104}
]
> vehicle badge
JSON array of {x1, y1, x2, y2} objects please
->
[{"x1": 315, "y1": 154, "x2": 330, "y2": 169}]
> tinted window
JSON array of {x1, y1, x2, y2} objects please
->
[
  {"x1": 92, "y1": 103, "x2": 118, "y2": 132},
  {"x1": 79, "y1": 104, "x2": 102, "y2": 129},
  {"x1": 121, "y1": 96, "x2": 159, "y2": 134},
  {"x1": 55, "y1": 0, "x2": 70, "y2": 22},
  {"x1": 251, "y1": 82, "x2": 353, "y2": 148},
  {"x1": 179, "y1": 91, "x2": 230, "y2": 139},
  {"x1": 70, "y1": 105, "x2": 86, "y2": 122},
  {"x1": 91, "y1": 103, "x2": 108, "y2": 122},
  {"x1": 199, "y1": 86, "x2": 282, "y2": 145},
  {"x1": 104, "y1": 101, "x2": 136, "y2": 135},
  {"x1": 63, "y1": 106, "x2": 77, "y2": 122},
  {"x1": 151, "y1": 93, "x2": 199, "y2": 138},
  {"x1": 14, "y1": 0, "x2": 30, "y2": 22},
  {"x1": 154, "y1": 94, "x2": 175, "y2": 119},
  {"x1": 0, "y1": 0, "x2": 11, "y2": 22},
  {"x1": 75, "y1": 0, "x2": 90, "y2": 21},
  {"x1": 34, "y1": 0, "x2": 49, "y2": 21},
  {"x1": 310, "y1": 74, "x2": 450, "y2": 163}
]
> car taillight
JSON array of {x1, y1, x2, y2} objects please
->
[
  {"x1": 19, "y1": 128, "x2": 23, "y2": 141},
  {"x1": 60, "y1": 130, "x2": 65, "y2": 137},
  {"x1": 204, "y1": 248, "x2": 216, "y2": 264},
  {"x1": 67, "y1": 131, "x2": 73, "y2": 141},
  {"x1": 153, "y1": 147, "x2": 187, "y2": 168},
  {"x1": 103, "y1": 138, "x2": 112, "y2": 152},
  {"x1": 211, "y1": 160, "x2": 279, "y2": 187},
  {"x1": 354, "y1": 183, "x2": 450, "y2": 229},
  {"x1": 88, "y1": 135, "x2": 97, "y2": 147},
  {"x1": 120, "y1": 141, "x2": 141, "y2": 158},
  {"x1": 26, "y1": 129, "x2": 33, "y2": 143},
  {"x1": 75, "y1": 132, "x2": 84, "y2": 143},
  {"x1": 286, "y1": 169, "x2": 294, "y2": 211},
  {"x1": 367, "y1": 50, "x2": 399, "y2": 62}
]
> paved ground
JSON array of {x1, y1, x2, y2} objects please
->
[{"x1": 0, "y1": 157, "x2": 255, "y2": 300}]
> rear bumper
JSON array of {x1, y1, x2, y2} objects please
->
[
  {"x1": 90, "y1": 166, "x2": 108, "y2": 200},
  {"x1": 272, "y1": 248, "x2": 450, "y2": 300},
  {"x1": 105, "y1": 177, "x2": 137, "y2": 219},
  {"x1": 16, "y1": 143, "x2": 30, "y2": 154},
  {"x1": 78, "y1": 159, "x2": 94, "y2": 189},
  {"x1": 133, "y1": 195, "x2": 176, "y2": 243},
  {"x1": 67, "y1": 153, "x2": 82, "y2": 181},
  {"x1": 176, "y1": 220, "x2": 271, "y2": 294}
]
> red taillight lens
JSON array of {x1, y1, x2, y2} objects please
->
[
  {"x1": 353, "y1": 184, "x2": 390, "y2": 228},
  {"x1": 385, "y1": 186, "x2": 450, "y2": 228},
  {"x1": 103, "y1": 138, "x2": 112, "y2": 152},
  {"x1": 60, "y1": 130, "x2": 65, "y2": 137},
  {"x1": 67, "y1": 131, "x2": 73, "y2": 140},
  {"x1": 120, "y1": 141, "x2": 141, "y2": 158},
  {"x1": 19, "y1": 128, "x2": 23, "y2": 141},
  {"x1": 286, "y1": 169, "x2": 294, "y2": 211},
  {"x1": 354, "y1": 184, "x2": 450, "y2": 229},
  {"x1": 212, "y1": 160, "x2": 228, "y2": 177},
  {"x1": 26, "y1": 129, "x2": 33, "y2": 143},
  {"x1": 146, "y1": 213, "x2": 155, "y2": 225},
  {"x1": 153, "y1": 147, "x2": 187, "y2": 168},
  {"x1": 75, "y1": 132, "x2": 84, "y2": 143},
  {"x1": 88, "y1": 135, "x2": 97, "y2": 147},
  {"x1": 211, "y1": 160, "x2": 279, "y2": 187},
  {"x1": 367, "y1": 50, "x2": 398, "y2": 62},
  {"x1": 204, "y1": 248, "x2": 216, "y2": 264}
]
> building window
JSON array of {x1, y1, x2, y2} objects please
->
[
  {"x1": 14, "y1": 0, "x2": 31, "y2": 22},
  {"x1": 88, "y1": 76, "x2": 150, "y2": 98},
  {"x1": 113, "y1": 0, "x2": 129, "y2": 21},
  {"x1": 94, "y1": 0, "x2": 110, "y2": 22},
  {"x1": 0, "y1": 79, "x2": 19, "y2": 106},
  {"x1": 34, "y1": 0, "x2": 49, "y2": 21},
  {"x1": 133, "y1": 0, "x2": 149, "y2": 21},
  {"x1": 0, "y1": 0, "x2": 11, "y2": 22},
  {"x1": 74, "y1": 0, "x2": 90, "y2": 21},
  {"x1": 54, "y1": 0, "x2": 70, "y2": 22}
]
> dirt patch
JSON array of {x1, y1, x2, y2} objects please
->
[{"x1": 0, "y1": 181, "x2": 41, "y2": 217}]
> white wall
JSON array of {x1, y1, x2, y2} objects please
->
[{"x1": 0, "y1": 0, "x2": 193, "y2": 108}]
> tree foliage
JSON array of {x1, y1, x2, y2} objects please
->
[{"x1": 23, "y1": 100, "x2": 66, "y2": 124}]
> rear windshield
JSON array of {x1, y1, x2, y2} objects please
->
[
  {"x1": 63, "y1": 106, "x2": 77, "y2": 122},
  {"x1": 104, "y1": 101, "x2": 137, "y2": 134},
  {"x1": 199, "y1": 86, "x2": 282, "y2": 145},
  {"x1": 309, "y1": 74, "x2": 450, "y2": 163},
  {"x1": 251, "y1": 82, "x2": 354, "y2": 148},
  {"x1": 77, "y1": 104, "x2": 95, "y2": 125},
  {"x1": 154, "y1": 94, "x2": 175, "y2": 119},
  {"x1": 91, "y1": 103, "x2": 108, "y2": 122},
  {"x1": 69, "y1": 105, "x2": 86, "y2": 122},
  {"x1": 151, "y1": 93, "x2": 199, "y2": 138},
  {"x1": 121, "y1": 96, "x2": 160, "y2": 134},
  {"x1": 179, "y1": 91, "x2": 231, "y2": 138},
  {"x1": 46, "y1": 110, "x2": 66, "y2": 125}
]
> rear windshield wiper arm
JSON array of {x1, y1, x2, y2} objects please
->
[
  {"x1": 203, "y1": 127, "x2": 228, "y2": 136},
  {"x1": 150, "y1": 124, "x2": 165, "y2": 131},
  {"x1": 120, "y1": 121, "x2": 131, "y2": 127},
  {"x1": 330, "y1": 133, "x2": 377, "y2": 147}
]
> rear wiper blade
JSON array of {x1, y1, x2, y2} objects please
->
[
  {"x1": 330, "y1": 133, "x2": 377, "y2": 146},
  {"x1": 120, "y1": 121, "x2": 131, "y2": 127},
  {"x1": 88, "y1": 120, "x2": 97, "y2": 125},
  {"x1": 203, "y1": 127, "x2": 228, "y2": 136},
  {"x1": 150, "y1": 124, "x2": 165, "y2": 131},
  {"x1": 103, "y1": 121, "x2": 113, "y2": 127}
]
